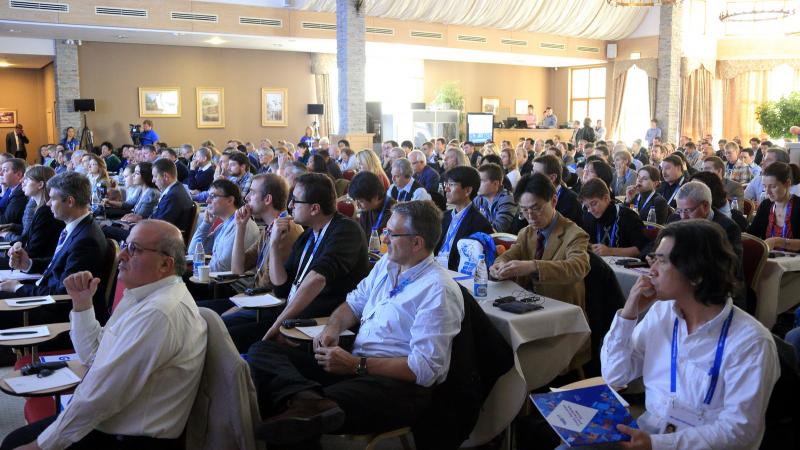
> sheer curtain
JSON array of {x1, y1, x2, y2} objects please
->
[
  {"x1": 608, "y1": 69, "x2": 627, "y2": 142},
  {"x1": 722, "y1": 65, "x2": 800, "y2": 140},
  {"x1": 680, "y1": 67, "x2": 713, "y2": 141},
  {"x1": 617, "y1": 66, "x2": 650, "y2": 146}
]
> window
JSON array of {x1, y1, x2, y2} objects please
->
[
  {"x1": 571, "y1": 66, "x2": 606, "y2": 126},
  {"x1": 617, "y1": 66, "x2": 651, "y2": 145}
]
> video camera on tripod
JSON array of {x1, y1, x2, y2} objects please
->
[{"x1": 129, "y1": 124, "x2": 143, "y2": 146}]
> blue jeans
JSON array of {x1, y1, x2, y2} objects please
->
[{"x1": 785, "y1": 327, "x2": 800, "y2": 359}]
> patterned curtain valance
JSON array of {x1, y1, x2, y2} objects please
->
[
  {"x1": 613, "y1": 58, "x2": 657, "y2": 80},
  {"x1": 717, "y1": 59, "x2": 800, "y2": 79},
  {"x1": 681, "y1": 57, "x2": 716, "y2": 78},
  {"x1": 310, "y1": 53, "x2": 337, "y2": 75}
]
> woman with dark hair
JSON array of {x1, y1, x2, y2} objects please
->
[
  {"x1": 602, "y1": 220, "x2": 778, "y2": 449},
  {"x1": 104, "y1": 162, "x2": 160, "y2": 219},
  {"x1": 60, "y1": 126, "x2": 78, "y2": 151},
  {"x1": 307, "y1": 153, "x2": 333, "y2": 182},
  {"x1": 748, "y1": 161, "x2": 800, "y2": 250}
]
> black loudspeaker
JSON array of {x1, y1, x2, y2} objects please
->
[
  {"x1": 410, "y1": 102, "x2": 426, "y2": 110},
  {"x1": 307, "y1": 104, "x2": 324, "y2": 115},
  {"x1": 73, "y1": 99, "x2": 95, "y2": 112}
]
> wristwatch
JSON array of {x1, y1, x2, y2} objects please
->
[{"x1": 355, "y1": 356, "x2": 368, "y2": 376}]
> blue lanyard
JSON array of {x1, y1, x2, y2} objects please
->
[
  {"x1": 372, "y1": 197, "x2": 390, "y2": 232},
  {"x1": 670, "y1": 308, "x2": 734, "y2": 405},
  {"x1": 294, "y1": 228, "x2": 326, "y2": 286},
  {"x1": 770, "y1": 201, "x2": 791, "y2": 238},
  {"x1": 556, "y1": 186, "x2": 563, "y2": 202},
  {"x1": 442, "y1": 207, "x2": 469, "y2": 253},
  {"x1": 637, "y1": 191, "x2": 656, "y2": 212},
  {"x1": 256, "y1": 211, "x2": 288, "y2": 273},
  {"x1": 596, "y1": 221, "x2": 617, "y2": 247}
]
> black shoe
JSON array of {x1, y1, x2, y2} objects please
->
[{"x1": 256, "y1": 398, "x2": 345, "y2": 445}]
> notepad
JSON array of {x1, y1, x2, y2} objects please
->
[
  {"x1": 4, "y1": 367, "x2": 81, "y2": 394},
  {"x1": 0, "y1": 270, "x2": 42, "y2": 281},
  {"x1": 0, "y1": 325, "x2": 50, "y2": 341},
  {"x1": 5, "y1": 296, "x2": 56, "y2": 307},
  {"x1": 230, "y1": 293, "x2": 284, "y2": 308},
  {"x1": 40, "y1": 353, "x2": 79, "y2": 364},
  {"x1": 296, "y1": 325, "x2": 355, "y2": 339}
]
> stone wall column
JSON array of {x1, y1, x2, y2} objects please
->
[
  {"x1": 336, "y1": 0, "x2": 366, "y2": 134},
  {"x1": 54, "y1": 40, "x2": 81, "y2": 137},
  {"x1": 655, "y1": 4, "x2": 683, "y2": 142}
]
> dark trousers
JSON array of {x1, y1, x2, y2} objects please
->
[
  {"x1": 197, "y1": 298, "x2": 280, "y2": 353},
  {"x1": 1, "y1": 415, "x2": 182, "y2": 450},
  {"x1": 248, "y1": 340, "x2": 432, "y2": 435}
]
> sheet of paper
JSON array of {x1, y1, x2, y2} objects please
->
[
  {"x1": 0, "y1": 325, "x2": 50, "y2": 341},
  {"x1": 230, "y1": 293, "x2": 284, "y2": 308},
  {"x1": 40, "y1": 353, "x2": 79, "y2": 364},
  {"x1": 546, "y1": 400, "x2": 598, "y2": 433},
  {"x1": 210, "y1": 271, "x2": 233, "y2": 278},
  {"x1": 5, "y1": 367, "x2": 81, "y2": 394},
  {"x1": 296, "y1": 325, "x2": 355, "y2": 339},
  {"x1": 0, "y1": 270, "x2": 42, "y2": 281},
  {"x1": 5, "y1": 296, "x2": 56, "y2": 307}
]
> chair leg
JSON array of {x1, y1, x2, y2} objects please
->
[{"x1": 399, "y1": 433, "x2": 412, "y2": 450}]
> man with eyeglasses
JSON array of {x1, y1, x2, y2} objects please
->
[
  {"x1": 261, "y1": 173, "x2": 368, "y2": 343},
  {"x1": 490, "y1": 173, "x2": 590, "y2": 309},
  {"x1": 388, "y1": 159, "x2": 431, "y2": 203},
  {"x1": 408, "y1": 149, "x2": 439, "y2": 195},
  {"x1": 247, "y1": 200, "x2": 464, "y2": 446},
  {"x1": 2, "y1": 220, "x2": 207, "y2": 450},
  {"x1": 0, "y1": 172, "x2": 110, "y2": 327}
]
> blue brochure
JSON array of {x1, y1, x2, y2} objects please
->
[{"x1": 531, "y1": 384, "x2": 638, "y2": 447}]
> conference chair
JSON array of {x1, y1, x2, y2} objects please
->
[
  {"x1": 334, "y1": 178, "x2": 350, "y2": 198},
  {"x1": 184, "y1": 202, "x2": 200, "y2": 247},
  {"x1": 101, "y1": 238, "x2": 120, "y2": 316},
  {"x1": 343, "y1": 170, "x2": 355, "y2": 181},
  {"x1": 583, "y1": 252, "x2": 626, "y2": 377},
  {"x1": 742, "y1": 198, "x2": 756, "y2": 222},
  {"x1": 336, "y1": 199, "x2": 355, "y2": 218},
  {"x1": 642, "y1": 222, "x2": 664, "y2": 242},
  {"x1": 741, "y1": 233, "x2": 769, "y2": 315}
]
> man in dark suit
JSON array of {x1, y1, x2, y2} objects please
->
[
  {"x1": 533, "y1": 154, "x2": 582, "y2": 226},
  {"x1": 0, "y1": 172, "x2": 109, "y2": 325},
  {"x1": 187, "y1": 146, "x2": 215, "y2": 193},
  {"x1": 434, "y1": 166, "x2": 493, "y2": 271},
  {"x1": 5, "y1": 124, "x2": 28, "y2": 160},
  {"x1": 0, "y1": 158, "x2": 28, "y2": 226},
  {"x1": 160, "y1": 148, "x2": 189, "y2": 183}
]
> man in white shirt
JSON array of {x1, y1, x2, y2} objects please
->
[
  {"x1": 248, "y1": 200, "x2": 464, "y2": 446},
  {"x1": 3, "y1": 219, "x2": 207, "y2": 450},
  {"x1": 387, "y1": 158, "x2": 431, "y2": 202}
]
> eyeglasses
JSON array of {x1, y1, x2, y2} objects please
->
[
  {"x1": 207, "y1": 192, "x2": 231, "y2": 201},
  {"x1": 675, "y1": 204, "x2": 702, "y2": 216},
  {"x1": 120, "y1": 241, "x2": 171, "y2": 257},
  {"x1": 289, "y1": 198, "x2": 313, "y2": 205},
  {"x1": 380, "y1": 229, "x2": 419, "y2": 240},
  {"x1": 518, "y1": 203, "x2": 547, "y2": 216}
]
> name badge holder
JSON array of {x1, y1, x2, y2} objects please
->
[{"x1": 288, "y1": 224, "x2": 329, "y2": 302}]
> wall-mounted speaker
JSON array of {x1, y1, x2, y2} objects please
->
[
  {"x1": 73, "y1": 99, "x2": 95, "y2": 112},
  {"x1": 307, "y1": 104, "x2": 324, "y2": 115},
  {"x1": 606, "y1": 43, "x2": 617, "y2": 59}
]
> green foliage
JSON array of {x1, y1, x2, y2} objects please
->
[
  {"x1": 756, "y1": 92, "x2": 800, "y2": 139},
  {"x1": 433, "y1": 82, "x2": 466, "y2": 140}
]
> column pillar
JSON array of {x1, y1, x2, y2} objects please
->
[
  {"x1": 54, "y1": 40, "x2": 81, "y2": 138},
  {"x1": 655, "y1": 4, "x2": 683, "y2": 142},
  {"x1": 336, "y1": 0, "x2": 366, "y2": 134}
]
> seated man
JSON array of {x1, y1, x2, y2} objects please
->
[
  {"x1": 0, "y1": 172, "x2": 109, "y2": 326},
  {"x1": 533, "y1": 154, "x2": 582, "y2": 226},
  {"x1": 1, "y1": 220, "x2": 207, "y2": 450},
  {"x1": 0, "y1": 158, "x2": 28, "y2": 227},
  {"x1": 434, "y1": 166, "x2": 493, "y2": 270},
  {"x1": 227, "y1": 151, "x2": 253, "y2": 197},
  {"x1": 263, "y1": 173, "x2": 368, "y2": 342},
  {"x1": 348, "y1": 171, "x2": 395, "y2": 236},
  {"x1": 193, "y1": 151, "x2": 230, "y2": 202},
  {"x1": 409, "y1": 149, "x2": 439, "y2": 194},
  {"x1": 248, "y1": 200, "x2": 464, "y2": 446},
  {"x1": 189, "y1": 178, "x2": 259, "y2": 278},
  {"x1": 601, "y1": 220, "x2": 778, "y2": 449},
  {"x1": 473, "y1": 163, "x2": 517, "y2": 233},
  {"x1": 702, "y1": 156, "x2": 744, "y2": 202},
  {"x1": 580, "y1": 178, "x2": 648, "y2": 258},
  {"x1": 670, "y1": 181, "x2": 742, "y2": 260},
  {"x1": 387, "y1": 158, "x2": 432, "y2": 202},
  {"x1": 491, "y1": 173, "x2": 590, "y2": 309},
  {"x1": 187, "y1": 146, "x2": 215, "y2": 193},
  {"x1": 656, "y1": 155, "x2": 687, "y2": 207}
]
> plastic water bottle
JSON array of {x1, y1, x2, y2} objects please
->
[
  {"x1": 474, "y1": 254, "x2": 488, "y2": 299},
  {"x1": 193, "y1": 242, "x2": 205, "y2": 277},
  {"x1": 368, "y1": 229, "x2": 381, "y2": 254},
  {"x1": 731, "y1": 197, "x2": 740, "y2": 212},
  {"x1": 646, "y1": 207, "x2": 657, "y2": 225}
]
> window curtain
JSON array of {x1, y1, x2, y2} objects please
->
[
  {"x1": 648, "y1": 77, "x2": 657, "y2": 121},
  {"x1": 722, "y1": 71, "x2": 769, "y2": 141},
  {"x1": 680, "y1": 67, "x2": 713, "y2": 141},
  {"x1": 310, "y1": 53, "x2": 337, "y2": 138},
  {"x1": 609, "y1": 69, "x2": 628, "y2": 142}
]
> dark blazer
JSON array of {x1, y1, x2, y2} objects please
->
[
  {"x1": 435, "y1": 204, "x2": 494, "y2": 271},
  {"x1": 151, "y1": 182, "x2": 194, "y2": 233},
  {"x1": 18, "y1": 214, "x2": 110, "y2": 322},
  {"x1": 0, "y1": 185, "x2": 28, "y2": 226},
  {"x1": 414, "y1": 165, "x2": 440, "y2": 195},
  {"x1": 5, "y1": 131, "x2": 28, "y2": 159},
  {"x1": 188, "y1": 165, "x2": 215, "y2": 192},
  {"x1": 175, "y1": 160, "x2": 190, "y2": 183},
  {"x1": 655, "y1": 176, "x2": 686, "y2": 207},
  {"x1": 582, "y1": 203, "x2": 649, "y2": 252},
  {"x1": 19, "y1": 205, "x2": 64, "y2": 259},
  {"x1": 556, "y1": 185, "x2": 583, "y2": 227},
  {"x1": 748, "y1": 195, "x2": 800, "y2": 241}
]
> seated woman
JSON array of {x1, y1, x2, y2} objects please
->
[
  {"x1": 501, "y1": 147, "x2": 521, "y2": 189},
  {"x1": 748, "y1": 161, "x2": 800, "y2": 250},
  {"x1": 602, "y1": 219, "x2": 779, "y2": 449},
  {"x1": 348, "y1": 171, "x2": 395, "y2": 237},
  {"x1": 580, "y1": 178, "x2": 648, "y2": 257},
  {"x1": 0, "y1": 166, "x2": 63, "y2": 269},
  {"x1": 103, "y1": 162, "x2": 160, "y2": 220},
  {"x1": 624, "y1": 165, "x2": 670, "y2": 224},
  {"x1": 356, "y1": 148, "x2": 390, "y2": 190},
  {"x1": 101, "y1": 164, "x2": 138, "y2": 218}
]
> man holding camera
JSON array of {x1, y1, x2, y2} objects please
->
[{"x1": 139, "y1": 120, "x2": 159, "y2": 147}]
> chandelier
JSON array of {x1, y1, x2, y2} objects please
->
[
  {"x1": 606, "y1": 0, "x2": 683, "y2": 6},
  {"x1": 720, "y1": 1, "x2": 795, "y2": 22}
]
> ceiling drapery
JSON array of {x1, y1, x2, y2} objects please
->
[{"x1": 301, "y1": 0, "x2": 650, "y2": 40}]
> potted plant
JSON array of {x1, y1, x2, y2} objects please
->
[
  {"x1": 433, "y1": 82, "x2": 466, "y2": 141},
  {"x1": 756, "y1": 92, "x2": 800, "y2": 140}
]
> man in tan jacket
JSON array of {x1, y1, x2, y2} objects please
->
[{"x1": 491, "y1": 173, "x2": 590, "y2": 309}]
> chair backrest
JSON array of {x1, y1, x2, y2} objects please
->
[
  {"x1": 643, "y1": 222, "x2": 663, "y2": 242},
  {"x1": 334, "y1": 178, "x2": 350, "y2": 198},
  {"x1": 102, "y1": 238, "x2": 120, "y2": 310},
  {"x1": 343, "y1": 169, "x2": 355, "y2": 181},
  {"x1": 184, "y1": 202, "x2": 200, "y2": 247},
  {"x1": 583, "y1": 252, "x2": 627, "y2": 377},
  {"x1": 491, "y1": 232, "x2": 517, "y2": 253},
  {"x1": 743, "y1": 198, "x2": 756, "y2": 220},
  {"x1": 336, "y1": 200, "x2": 355, "y2": 218},
  {"x1": 741, "y1": 233, "x2": 769, "y2": 291}
]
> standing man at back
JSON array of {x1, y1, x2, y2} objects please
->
[{"x1": 5, "y1": 124, "x2": 28, "y2": 160}]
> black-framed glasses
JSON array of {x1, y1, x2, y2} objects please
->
[
  {"x1": 380, "y1": 229, "x2": 419, "y2": 240},
  {"x1": 120, "y1": 241, "x2": 171, "y2": 257},
  {"x1": 207, "y1": 192, "x2": 232, "y2": 201}
]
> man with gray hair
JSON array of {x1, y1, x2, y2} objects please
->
[
  {"x1": 388, "y1": 158, "x2": 431, "y2": 202},
  {"x1": 408, "y1": 149, "x2": 440, "y2": 194},
  {"x1": 443, "y1": 147, "x2": 468, "y2": 172},
  {"x1": 2, "y1": 219, "x2": 207, "y2": 450},
  {"x1": 188, "y1": 146, "x2": 215, "y2": 193},
  {"x1": 247, "y1": 200, "x2": 464, "y2": 446},
  {"x1": 744, "y1": 147, "x2": 800, "y2": 202}
]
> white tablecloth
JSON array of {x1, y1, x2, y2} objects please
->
[
  {"x1": 755, "y1": 255, "x2": 800, "y2": 329},
  {"x1": 448, "y1": 271, "x2": 591, "y2": 446},
  {"x1": 602, "y1": 256, "x2": 648, "y2": 300}
]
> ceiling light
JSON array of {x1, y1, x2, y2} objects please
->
[
  {"x1": 116, "y1": 34, "x2": 128, "y2": 39},
  {"x1": 606, "y1": 0, "x2": 682, "y2": 6},
  {"x1": 0, "y1": 62, "x2": 13, "y2": 68},
  {"x1": 205, "y1": 37, "x2": 226, "y2": 45},
  {"x1": 7, "y1": 29, "x2": 20, "y2": 33},
  {"x1": 720, "y1": 2, "x2": 795, "y2": 23},
  {"x1": 172, "y1": 32, "x2": 185, "y2": 37}
]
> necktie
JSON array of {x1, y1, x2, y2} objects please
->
[
  {"x1": 534, "y1": 231, "x2": 545, "y2": 260},
  {"x1": 54, "y1": 229, "x2": 68, "y2": 255}
]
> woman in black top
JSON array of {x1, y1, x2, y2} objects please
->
[
  {"x1": 580, "y1": 178, "x2": 648, "y2": 258},
  {"x1": 624, "y1": 165, "x2": 670, "y2": 224},
  {"x1": 748, "y1": 162, "x2": 800, "y2": 251}
]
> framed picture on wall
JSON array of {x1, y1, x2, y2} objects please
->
[
  {"x1": 261, "y1": 88, "x2": 288, "y2": 127},
  {"x1": 481, "y1": 97, "x2": 500, "y2": 115},
  {"x1": 0, "y1": 110, "x2": 17, "y2": 127},
  {"x1": 515, "y1": 99, "x2": 529, "y2": 115},
  {"x1": 139, "y1": 87, "x2": 181, "y2": 117},
  {"x1": 196, "y1": 87, "x2": 225, "y2": 128}
]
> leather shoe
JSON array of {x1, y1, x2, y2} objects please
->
[{"x1": 257, "y1": 397, "x2": 345, "y2": 445}]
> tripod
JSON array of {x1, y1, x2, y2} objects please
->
[{"x1": 78, "y1": 113, "x2": 94, "y2": 151}]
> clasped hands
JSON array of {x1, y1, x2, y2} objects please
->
[{"x1": 489, "y1": 259, "x2": 537, "y2": 280}]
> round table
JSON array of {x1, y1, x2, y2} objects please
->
[{"x1": 0, "y1": 295, "x2": 72, "y2": 326}]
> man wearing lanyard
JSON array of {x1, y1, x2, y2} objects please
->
[
  {"x1": 387, "y1": 158, "x2": 431, "y2": 202},
  {"x1": 188, "y1": 179, "x2": 260, "y2": 283},
  {"x1": 601, "y1": 220, "x2": 778, "y2": 449},
  {"x1": 474, "y1": 163, "x2": 517, "y2": 233},
  {"x1": 247, "y1": 200, "x2": 464, "y2": 446},
  {"x1": 348, "y1": 171, "x2": 396, "y2": 236},
  {"x1": 264, "y1": 173, "x2": 368, "y2": 342},
  {"x1": 580, "y1": 179, "x2": 648, "y2": 258},
  {"x1": 657, "y1": 155, "x2": 686, "y2": 208},
  {"x1": 434, "y1": 166, "x2": 493, "y2": 271}
]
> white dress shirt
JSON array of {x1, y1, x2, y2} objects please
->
[
  {"x1": 37, "y1": 276, "x2": 208, "y2": 450},
  {"x1": 346, "y1": 255, "x2": 464, "y2": 387},
  {"x1": 601, "y1": 299, "x2": 779, "y2": 450},
  {"x1": 387, "y1": 181, "x2": 432, "y2": 202}
]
